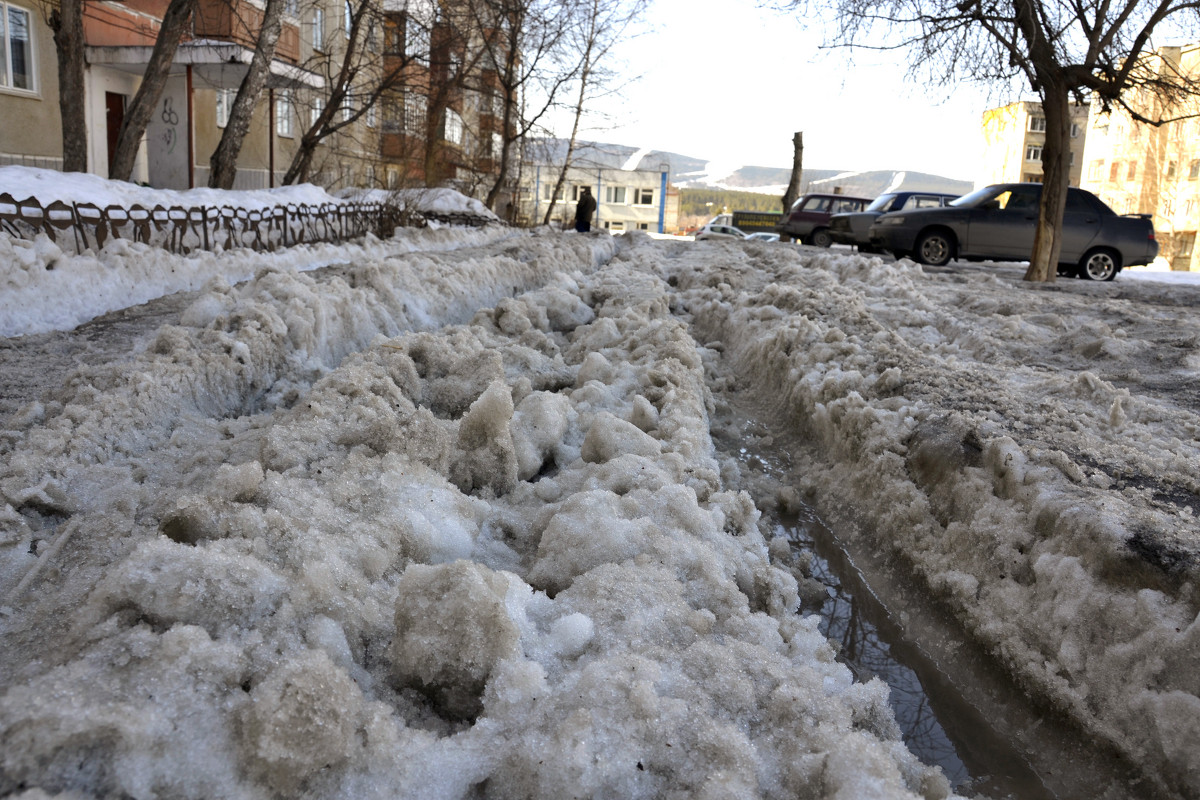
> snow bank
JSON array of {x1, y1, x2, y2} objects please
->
[
  {"x1": 0, "y1": 227, "x2": 522, "y2": 338},
  {"x1": 0, "y1": 165, "x2": 340, "y2": 210},
  {"x1": 0, "y1": 232, "x2": 954, "y2": 798},
  {"x1": 660, "y1": 241, "x2": 1200, "y2": 799}
]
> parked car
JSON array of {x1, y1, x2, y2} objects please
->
[
  {"x1": 746, "y1": 232, "x2": 780, "y2": 242},
  {"x1": 830, "y1": 191, "x2": 959, "y2": 251},
  {"x1": 867, "y1": 183, "x2": 1158, "y2": 280},
  {"x1": 695, "y1": 223, "x2": 748, "y2": 241},
  {"x1": 776, "y1": 193, "x2": 873, "y2": 246}
]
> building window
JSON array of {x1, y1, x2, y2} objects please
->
[
  {"x1": 1127, "y1": 162, "x2": 1136, "y2": 180},
  {"x1": 313, "y1": 8, "x2": 325, "y2": 50},
  {"x1": 275, "y1": 90, "x2": 293, "y2": 137},
  {"x1": 635, "y1": 188, "x2": 653, "y2": 205},
  {"x1": 387, "y1": 168, "x2": 398, "y2": 189},
  {"x1": 216, "y1": 88, "x2": 235, "y2": 128},
  {"x1": 403, "y1": 93, "x2": 426, "y2": 133},
  {"x1": 367, "y1": 103, "x2": 376, "y2": 128},
  {"x1": 1168, "y1": 161, "x2": 1178, "y2": 179},
  {"x1": 344, "y1": 0, "x2": 352, "y2": 36},
  {"x1": 384, "y1": 15, "x2": 401, "y2": 53},
  {"x1": 1025, "y1": 144, "x2": 1043, "y2": 161},
  {"x1": 341, "y1": 94, "x2": 352, "y2": 122},
  {"x1": 1, "y1": 2, "x2": 33, "y2": 91},
  {"x1": 311, "y1": 96, "x2": 324, "y2": 128},
  {"x1": 1190, "y1": 160, "x2": 1200, "y2": 180},
  {"x1": 491, "y1": 132, "x2": 502, "y2": 159},
  {"x1": 1070, "y1": 123, "x2": 1081, "y2": 138},
  {"x1": 606, "y1": 186, "x2": 626, "y2": 204},
  {"x1": 405, "y1": 15, "x2": 429, "y2": 61},
  {"x1": 366, "y1": 164, "x2": 375, "y2": 185},
  {"x1": 284, "y1": 0, "x2": 298, "y2": 14},
  {"x1": 443, "y1": 108, "x2": 464, "y2": 144},
  {"x1": 1029, "y1": 116, "x2": 1047, "y2": 132},
  {"x1": 1022, "y1": 172, "x2": 1041, "y2": 183},
  {"x1": 1110, "y1": 161, "x2": 1121, "y2": 181},
  {"x1": 1179, "y1": 232, "x2": 1196, "y2": 258},
  {"x1": 1089, "y1": 160, "x2": 1104, "y2": 181},
  {"x1": 1186, "y1": 198, "x2": 1197, "y2": 215},
  {"x1": 542, "y1": 184, "x2": 563, "y2": 201},
  {"x1": 638, "y1": 222, "x2": 649, "y2": 230}
]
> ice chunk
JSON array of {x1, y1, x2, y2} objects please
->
[{"x1": 387, "y1": 561, "x2": 525, "y2": 719}]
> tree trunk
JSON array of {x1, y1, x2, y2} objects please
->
[
  {"x1": 51, "y1": 0, "x2": 88, "y2": 172},
  {"x1": 110, "y1": 0, "x2": 196, "y2": 181},
  {"x1": 485, "y1": 81, "x2": 517, "y2": 210},
  {"x1": 1024, "y1": 83, "x2": 1072, "y2": 282},
  {"x1": 208, "y1": 0, "x2": 286, "y2": 189},
  {"x1": 542, "y1": 0, "x2": 596, "y2": 227},
  {"x1": 780, "y1": 131, "x2": 803, "y2": 242}
]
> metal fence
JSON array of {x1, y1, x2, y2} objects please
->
[{"x1": 0, "y1": 193, "x2": 492, "y2": 255}]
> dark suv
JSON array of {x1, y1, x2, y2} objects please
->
[{"x1": 777, "y1": 192, "x2": 873, "y2": 246}]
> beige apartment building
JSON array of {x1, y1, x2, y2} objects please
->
[
  {"x1": 978, "y1": 100, "x2": 1090, "y2": 187},
  {"x1": 1080, "y1": 44, "x2": 1200, "y2": 271},
  {"x1": 0, "y1": 0, "x2": 510, "y2": 197}
]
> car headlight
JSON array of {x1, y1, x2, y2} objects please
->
[{"x1": 879, "y1": 216, "x2": 906, "y2": 225}]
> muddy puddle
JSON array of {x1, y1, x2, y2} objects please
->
[{"x1": 716, "y1": 410, "x2": 1154, "y2": 800}]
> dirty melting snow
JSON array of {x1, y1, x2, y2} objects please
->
[{"x1": 1, "y1": 229, "x2": 1199, "y2": 799}]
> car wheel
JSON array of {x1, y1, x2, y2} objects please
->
[
  {"x1": 811, "y1": 228, "x2": 833, "y2": 248},
  {"x1": 915, "y1": 230, "x2": 955, "y2": 267},
  {"x1": 1078, "y1": 248, "x2": 1120, "y2": 281}
]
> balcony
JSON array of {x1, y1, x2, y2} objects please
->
[{"x1": 194, "y1": 0, "x2": 300, "y2": 63}]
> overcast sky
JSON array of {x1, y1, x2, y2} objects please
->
[{"x1": 578, "y1": 0, "x2": 1014, "y2": 182}]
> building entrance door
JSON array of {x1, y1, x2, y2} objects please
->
[{"x1": 105, "y1": 92, "x2": 126, "y2": 168}]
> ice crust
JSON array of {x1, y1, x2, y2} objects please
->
[
  {"x1": 3, "y1": 225, "x2": 1199, "y2": 798},
  {"x1": 1, "y1": 232, "x2": 953, "y2": 798}
]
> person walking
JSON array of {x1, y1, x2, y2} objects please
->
[{"x1": 574, "y1": 186, "x2": 596, "y2": 233}]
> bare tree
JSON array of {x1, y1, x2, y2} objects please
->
[
  {"x1": 283, "y1": 0, "x2": 384, "y2": 184},
  {"x1": 109, "y1": 0, "x2": 198, "y2": 181},
  {"x1": 471, "y1": 0, "x2": 577, "y2": 211},
  {"x1": 779, "y1": 0, "x2": 1200, "y2": 281},
  {"x1": 541, "y1": 0, "x2": 647, "y2": 225},
  {"x1": 208, "y1": 0, "x2": 288, "y2": 188},
  {"x1": 46, "y1": 0, "x2": 87, "y2": 171}
]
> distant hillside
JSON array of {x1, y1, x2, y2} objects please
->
[{"x1": 523, "y1": 138, "x2": 973, "y2": 199}]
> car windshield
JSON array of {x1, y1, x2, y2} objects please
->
[
  {"x1": 866, "y1": 194, "x2": 900, "y2": 213},
  {"x1": 950, "y1": 186, "x2": 1005, "y2": 208}
]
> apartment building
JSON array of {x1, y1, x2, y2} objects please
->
[
  {"x1": 1080, "y1": 44, "x2": 1200, "y2": 271},
  {"x1": 516, "y1": 147, "x2": 678, "y2": 234},
  {"x1": 0, "y1": 0, "x2": 511, "y2": 196},
  {"x1": 978, "y1": 100, "x2": 1090, "y2": 188}
]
